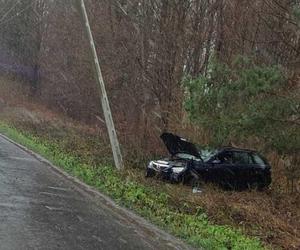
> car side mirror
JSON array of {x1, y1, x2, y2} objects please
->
[{"x1": 212, "y1": 159, "x2": 221, "y2": 164}]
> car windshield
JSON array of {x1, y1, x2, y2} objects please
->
[
  {"x1": 175, "y1": 153, "x2": 201, "y2": 161},
  {"x1": 200, "y1": 148, "x2": 218, "y2": 162}
]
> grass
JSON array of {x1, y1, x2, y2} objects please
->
[{"x1": 0, "y1": 122, "x2": 265, "y2": 250}]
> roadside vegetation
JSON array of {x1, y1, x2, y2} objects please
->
[{"x1": 184, "y1": 56, "x2": 299, "y2": 153}]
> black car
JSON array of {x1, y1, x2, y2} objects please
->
[{"x1": 146, "y1": 133, "x2": 272, "y2": 190}]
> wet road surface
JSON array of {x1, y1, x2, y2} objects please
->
[{"x1": 0, "y1": 135, "x2": 190, "y2": 250}]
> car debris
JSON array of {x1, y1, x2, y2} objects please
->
[
  {"x1": 146, "y1": 133, "x2": 272, "y2": 190},
  {"x1": 192, "y1": 187, "x2": 203, "y2": 194}
]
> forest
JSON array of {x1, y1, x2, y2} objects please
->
[{"x1": 0, "y1": 0, "x2": 299, "y2": 249}]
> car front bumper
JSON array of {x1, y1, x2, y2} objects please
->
[{"x1": 146, "y1": 160, "x2": 186, "y2": 183}]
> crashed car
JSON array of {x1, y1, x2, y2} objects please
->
[{"x1": 146, "y1": 133, "x2": 271, "y2": 190}]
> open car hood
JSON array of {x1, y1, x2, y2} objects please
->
[{"x1": 160, "y1": 133, "x2": 201, "y2": 158}]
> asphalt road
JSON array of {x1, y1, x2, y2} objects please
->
[{"x1": 0, "y1": 135, "x2": 190, "y2": 250}]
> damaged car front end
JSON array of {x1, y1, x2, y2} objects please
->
[
  {"x1": 146, "y1": 133, "x2": 203, "y2": 183},
  {"x1": 147, "y1": 159, "x2": 191, "y2": 183}
]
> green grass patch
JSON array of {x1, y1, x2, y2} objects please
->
[{"x1": 0, "y1": 122, "x2": 265, "y2": 250}]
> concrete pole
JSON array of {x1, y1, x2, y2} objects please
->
[{"x1": 77, "y1": 0, "x2": 124, "y2": 170}]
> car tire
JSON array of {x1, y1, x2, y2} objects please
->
[
  {"x1": 248, "y1": 181, "x2": 266, "y2": 191},
  {"x1": 190, "y1": 177, "x2": 203, "y2": 188},
  {"x1": 184, "y1": 172, "x2": 203, "y2": 188}
]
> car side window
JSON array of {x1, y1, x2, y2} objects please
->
[
  {"x1": 216, "y1": 152, "x2": 234, "y2": 164},
  {"x1": 232, "y1": 152, "x2": 253, "y2": 164},
  {"x1": 215, "y1": 151, "x2": 254, "y2": 165}
]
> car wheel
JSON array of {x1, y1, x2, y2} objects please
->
[
  {"x1": 248, "y1": 181, "x2": 265, "y2": 191},
  {"x1": 185, "y1": 172, "x2": 203, "y2": 188},
  {"x1": 190, "y1": 177, "x2": 203, "y2": 188}
]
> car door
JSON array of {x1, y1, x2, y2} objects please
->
[
  {"x1": 247, "y1": 153, "x2": 271, "y2": 186},
  {"x1": 209, "y1": 151, "x2": 237, "y2": 188},
  {"x1": 231, "y1": 151, "x2": 253, "y2": 188}
]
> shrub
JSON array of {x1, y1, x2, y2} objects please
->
[{"x1": 183, "y1": 56, "x2": 299, "y2": 154}]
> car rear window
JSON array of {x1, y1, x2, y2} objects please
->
[{"x1": 251, "y1": 153, "x2": 267, "y2": 166}]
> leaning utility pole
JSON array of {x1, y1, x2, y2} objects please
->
[{"x1": 77, "y1": 0, "x2": 124, "y2": 170}]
